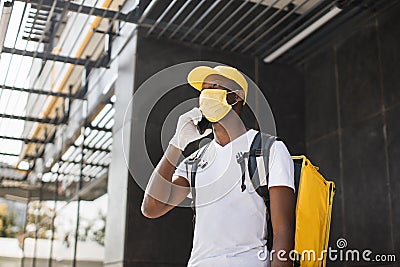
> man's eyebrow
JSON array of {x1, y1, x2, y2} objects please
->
[{"x1": 201, "y1": 84, "x2": 230, "y2": 90}]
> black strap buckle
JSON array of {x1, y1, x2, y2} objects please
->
[{"x1": 236, "y1": 152, "x2": 249, "y2": 192}]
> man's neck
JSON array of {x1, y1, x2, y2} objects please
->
[{"x1": 213, "y1": 112, "x2": 247, "y2": 147}]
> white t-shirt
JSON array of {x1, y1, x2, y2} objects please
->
[{"x1": 174, "y1": 129, "x2": 295, "y2": 267}]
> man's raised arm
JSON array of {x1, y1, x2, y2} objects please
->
[{"x1": 141, "y1": 108, "x2": 211, "y2": 218}]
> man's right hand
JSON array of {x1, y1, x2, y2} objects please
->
[{"x1": 169, "y1": 107, "x2": 212, "y2": 151}]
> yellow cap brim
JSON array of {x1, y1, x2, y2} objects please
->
[{"x1": 187, "y1": 66, "x2": 226, "y2": 91}]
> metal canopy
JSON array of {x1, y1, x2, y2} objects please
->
[
  {"x1": 0, "y1": 0, "x2": 121, "y2": 183},
  {"x1": 7, "y1": 0, "x2": 372, "y2": 61},
  {"x1": 136, "y1": 0, "x2": 392, "y2": 64},
  {"x1": 0, "y1": 101, "x2": 114, "y2": 201},
  {"x1": 139, "y1": 0, "x2": 334, "y2": 56}
]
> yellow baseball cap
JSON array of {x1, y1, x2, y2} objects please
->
[{"x1": 187, "y1": 65, "x2": 248, "y2": 102}]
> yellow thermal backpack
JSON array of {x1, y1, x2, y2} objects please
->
[{"x1": 243, "y1": 132, "x2": 336, "y2": 267}]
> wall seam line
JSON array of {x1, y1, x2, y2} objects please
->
[
  {"x1": 333, "y1": 46, "x2": 347, "y2": 267},
  {"x1": 375, "y1": 14, "x2": 395, "y2": 253}
]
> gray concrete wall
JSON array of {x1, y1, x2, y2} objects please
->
[{"x1": 301, "y1": 3, "x2": 400, "y2": 266}]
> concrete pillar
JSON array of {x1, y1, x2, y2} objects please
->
[{"x1": 103, "y1": 21, "x2": 138, "y2": 267}]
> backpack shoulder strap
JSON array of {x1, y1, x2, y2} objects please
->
[
  {"x1": 248, "y1": 131, "x2": 278, "y2": 252},
  {"x1": 248, "y1": 132, "x2": 277, "y2": 192},
  {"x1": 185, "y1": 142, "x2": 211, "y2": 226}
]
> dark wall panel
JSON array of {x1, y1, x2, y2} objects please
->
[
  {"x1": 198, "y1": 46, "x2": 256, "y2": 81},
  {"x1": 258, "y1": 62, "x2": 305, "y2": 154},
  {"x1": 303, "y1": 48, "x2": 338, "y2": 141},
  {"x1": 134, "y1": 35, "x2": 202, "y2": 87},
  {"x1": 341, "y1": 115, "x2": 391, "y2": 253},
  {"x1": 336, "y1": 21, "x2": 381, "y2": 129},
  {"x1": 301, "y1": 3, "x2": 400, "y2": 265},
  {"x1": 386, "y1": 105, "x2": 400, "y2": 254},
  {"x1": 378, "y1": 4, "x2": 400, "y2": 109}
]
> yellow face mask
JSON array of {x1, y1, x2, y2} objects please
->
[{"x1": 199, "y1": 89, "x2": 238, "y2": 123}]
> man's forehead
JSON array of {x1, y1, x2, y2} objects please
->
[
  {"x1": 203, "y1": 74, "x2": 242, "y2": 91},
  {"x1": 203, "y1": 74, "x2": 230, "y2": 83}
]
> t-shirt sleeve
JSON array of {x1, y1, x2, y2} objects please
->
[{"x1": 268, "y1": 141, "x2": 295, "y2": 192}]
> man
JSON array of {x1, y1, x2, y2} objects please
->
[{"x1": 141, "y1": 65, "x2": 295, "y2": 267}]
